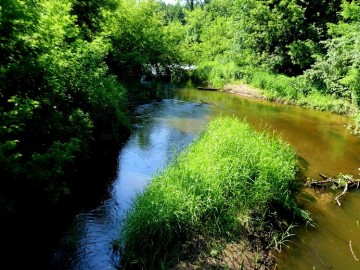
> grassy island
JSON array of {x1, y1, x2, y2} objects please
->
[{"x1": 117, "y1": 117, "x2": 311, "y2": 269}]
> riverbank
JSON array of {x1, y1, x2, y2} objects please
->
[
  {"x1": 220, "y1": 83, "x2": 266, "y2": 100},
  {"x1": 221, "y1": 82, "x2": 353, "y2": 112},
  {"x1": 220, "y1": 82, "x2": 360, "y2": 136},
  {"x1": 170, "y1": 236, "x2": 276, "y2": 270}
]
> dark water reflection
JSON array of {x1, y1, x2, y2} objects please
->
[
  {"x1": 55, "y1": 83, "x2": 360, "y2": 269},
  {"x1": 54, "y1": 99, "x2": 211, "y2": 269}
]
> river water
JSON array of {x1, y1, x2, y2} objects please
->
[{"x1": 54, "y1": 82, "x2": 360, "y2": 269}]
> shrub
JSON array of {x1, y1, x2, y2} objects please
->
[{"x1": 192, "y1": 59, "x2": 241, "y2": 88}]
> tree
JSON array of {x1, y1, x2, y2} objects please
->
[
  {"x1": 105, "y1": 0, "x2": 184, "y2": 81},
  {"x1": 305, "y1": 0, "x2": 360, "y2": 104},
  {"x1": 0, "y1": 0, "x2": 130, "y2": 217},
  {"x1": 71, "y1": 0, "x2": 118, "y2": 40},
  {"x1": 231, "y1": 0, "x2": 342, "y2": 75}
]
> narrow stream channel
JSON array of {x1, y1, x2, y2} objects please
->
[{"x1": 54, "y1": 82, "x2": 360, "y2": 269}]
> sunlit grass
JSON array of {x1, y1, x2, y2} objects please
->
[
  {"x1": 193, "y1": 62, "x2": 357, "y2": 118},
  {"x1": 118, "y1": 116, "x2": 310, "y2": 269},
  {"x1": 193, "y1": 60, "x2": 241, "y2": 88},
  {"x1": 296, "y1": 92, "x2": 354, "y2": 115}
]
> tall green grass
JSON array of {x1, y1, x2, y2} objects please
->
[
  {"x1": 243, "y1": 68, "x2": 303, "y2": 100},
  {"x1": 192, "y1": 60, "x2": 241, "y2": 88},
  {"x1": 242, "y1": 68, "x2": 355, "y2": 114},
  {"x1": 193, "y1": 61, "x2": 356, "y2": 116},
  {"x1": 118, "y1": 117, "x2": 310, "y2": 269},
  {"x1": 296, "y1": 92, "x2": 354, "y2": 114}
]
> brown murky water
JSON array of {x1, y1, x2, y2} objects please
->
[
  {"x1": 170, "y1": 84, "x2": 360, "y2": 270},
  {"x1": 57, "y1": 82, "x2": 360, "y2": 269}
]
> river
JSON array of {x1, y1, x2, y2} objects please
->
[{"x1": 53, "y1": 81, "x2": 360, "y2": 269}]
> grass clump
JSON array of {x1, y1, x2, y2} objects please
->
[
  {"x1": 296, "y1": 92, "x2": 354, "y2": 115},
  {"x1": 241, "y1": 67, "x2": 357, "y2": 115},
  {"x1": 117, "y1": 117, "x2": 310, "y2": 269},
  {"x1": 192, "y1": 59, "x2": 241, "y2": 88},
  {"x1": 243, "y1": 68, "x2": 302, "y2": 100}
]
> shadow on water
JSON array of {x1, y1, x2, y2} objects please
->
[
  {"x1": 49, "y1": 82, "x2": 360, "y2": 270},
  {"x1": 1, "y1": 140, "x2": 123, "y2": 270}
]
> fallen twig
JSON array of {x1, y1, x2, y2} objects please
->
[
  {"x1": 319, "y1": 173, "x2": 329, "y2": 179},
  {"x1": 335, "y1": 182, "x2": 348, "y2": 206},
  {"x1": 349, "y1": 240, "x2": 359, "y2": 261}
]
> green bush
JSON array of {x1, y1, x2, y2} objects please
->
[
  {"x1": 0, "y1": 0, "x2": 131, "y2": 215},
  {"x1": 118, "y1": 117, "x2": 309, "y2": 268},
  {"x1": 296, "y1": 92, "x2": 354, "y2": 114},
  {"x1": 193, "y1": 59, "x2": 241, "y2": 87},
  {"x1": 240, "y1": 67, "x2": 356, "y2": 115},
  {"x1": 242, "y1": 68, "x2": 305, "y2": 100}
]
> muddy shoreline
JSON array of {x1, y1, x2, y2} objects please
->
[
  {"x1": 171, "y1": 236, "x2": 277, "y2": 270},
  {"x1": 220, "y1": 83, "x2": 297, "y2": 106}
]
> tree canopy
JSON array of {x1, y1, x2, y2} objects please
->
[{"x1": 0, "y1": 0, "x2": 181, "y2": 216}]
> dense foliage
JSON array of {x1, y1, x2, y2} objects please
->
[
  {"x1": 1, "y1": 0, "x2": 120, "y2": 216},
  {"x1": 0, "y1": 0, "x2": 183, "y2": 217},
  {"x1": 173, "y1": 0, "x2": 360, "y2": 126},
  {"x1": 305, "y1": 1, "x2": 360, "y2": 105},
  {"x1": 119, "y1": 117, "x2": 310, "y2": 269}
]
